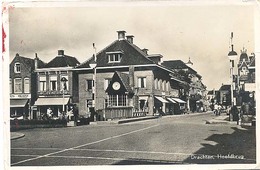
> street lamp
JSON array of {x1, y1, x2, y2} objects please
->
[
  {"x1": 89, "y1": 43, "x2": 97, "y2": 121},
  {"x1": 227, "y1": 32, "x2": 238, "y2": 120},
  {"x1": 61, "y1": 77, "x2": 68, "y2": 113}
]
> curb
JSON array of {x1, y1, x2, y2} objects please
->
[{"x1": 11, "y1": 132, "x2": 25, "y2": 140}]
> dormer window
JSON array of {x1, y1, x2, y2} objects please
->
[
  {"x1": 107, "y1": 51, "x2": 123, "y2": 63},
  {"x1": 14, "y1": 62, "x2": 21, "y2": 73}
]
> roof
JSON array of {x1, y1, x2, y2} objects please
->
[
  {"x1": 116, "y1": 71, "x2": 133, "y2": 93},
  {"x1": 11, "y1": 53, "x2": 46, "y2": 69},
  {"x1": 161, "y1": 60, "x2": 198, "y2": 75},
  {"x1": 219, "y1": 85, "x2": 230, "y2": 91},
  {"x1": 239, "y1": 52, "x2": 249, "y2": 62},
  {"x1": 77, "y1": 39, "x2": 154, "y2": 68},
  {"x1": 45, "y1": 55, "x2": 80, "y2": 68}
]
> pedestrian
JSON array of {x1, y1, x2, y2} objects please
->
[
  {"x1": 214, "y1": 103, "x2": 218, "y2": 116},
  {"x1": 231, "y1": 105, "x2": 239, "y2": 124},
  {"x1": 47, "y1": 107, "x2": 53, "y2": 119}
]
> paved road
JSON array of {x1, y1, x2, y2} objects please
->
[{"x1": 10, "y1": 112, "x2": 256, "y2": 166}]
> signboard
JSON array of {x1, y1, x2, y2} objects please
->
[
  {"x1": 10, "y1": 94, "x2": 31, "y2": 99},
  {"x1": 244, "y1": 83, "x2": 256, "y2": 92}
]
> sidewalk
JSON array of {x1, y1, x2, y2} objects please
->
[
  {"x1": 11, "y1": 132, "x2": 25, "y2": 140},
  {"x1": 90, "y1": 111, "x2": 212, "y2": 126}
]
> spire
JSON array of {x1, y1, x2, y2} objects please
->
[{"x1": 186, "y1": 57, "x2": 193, "y2": 66}]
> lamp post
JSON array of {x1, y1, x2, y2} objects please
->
[
  {"x1": 227, "y1": 32, "x2": 238, "y2": 121},
  {"x1": 89, "y1": 43, "x2": 97, "y2": 121},
  {"x1": 61, "y1": 77, "x2": 68, "y2": 113}
]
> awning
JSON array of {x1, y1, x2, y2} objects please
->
[
  {"x1": 167, "y1": 98, "x2": 177, "y2": 104},
  {"x1": 172, "y1": 98, "x2": 186, "y2": 104},
  {"x1": 139, "y1": 96, "x2": 148, "y2": 100},
  {"x1": 34, "y1": 97, "x2": 69, "y2": 106},
  {"x1": 10, "y1": 99, "x2": 28, "y2": 108},
  {"x1": 155, "y1": 96, "x2": 169, "y2": 103}
]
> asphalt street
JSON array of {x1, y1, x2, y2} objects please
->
[{"x1": 10, "y1": 112, "x2": 256, "y2": 166}]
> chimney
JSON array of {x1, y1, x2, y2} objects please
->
[
  {"x1": 117, "y1": 31, "x2": 126, "y2": 41},
  {"x1": 34, "y1": 53, "x2": 38, "y2": 69},
  {"x1": 126, "y1": 35, "x2": 134, "y2": 44},
  {"x1": 142, "y1": 48, "x2": 149, "y2": 55},
  {"x1": 15, "y1": 53, "x2": 19, "y2": 57},
  {"x1": 58, "y1": 50, "x2": 64, "y2": 56}
]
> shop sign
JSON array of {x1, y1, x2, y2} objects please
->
[
  {"x1": 10, "y1": 94, "x2": 31, "y2": 99},
  {"x1": 244, "y1": 83, "x2": 256, "y2": 92}
]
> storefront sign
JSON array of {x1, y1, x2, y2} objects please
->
[
  {"x1": 10, "y1": 94, "x2": 31, "y2": 99},
  {"x1": 244, "y1": 83, "x2": 256, "y2": 92}
]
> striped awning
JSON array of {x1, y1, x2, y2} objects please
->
[
  {"x1": 155, "y1": 96, "x2": 169, "y2": 103},
  {"x1": 34, "y1": 97, "x2": 69, "y2": 106},
  {"x1": 172, "y1": 98, "x2": 186, "y2": 104},
  {"x1": 167, "y1": 98, "x2": 177, "y2": 104}
]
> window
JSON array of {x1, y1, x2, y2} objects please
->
[
  {"x1": 9, "y1": 79, "x2": 12, "y2": 93},
  {"x1": 162, "y1": 81, "x2": 165, "y2": 91},
  {"x1": 166, "y1": 81, "x2": 169, "y2": 91},
  {"x1": 14, "y1": 63, "x2": 21, "y2": 73},
  {"x1": 60, "y1": 75, "x2": 69, "y2": 90},
  {"x1": 107, "y1": 52, "x2": 122, "y2": 63},
  {"x1": 104, "y1": 78, "x2": 112, "y2": 90},
  {"x1": 108, "y1": 95, "x2": 127, "y2": 107},
  {"x1": 138, "y1": 77, "x2": 146, "y2": 88},
  {"x1": 24, "y1": 78, "x2": 30, "y2": 93},
  {"x1": 49, "y1": 76, "x2": 57, "y2": 91},
  {"x1": 86, "y1": 79, "x2": 93, "y2": 91},
  {"x1": 154, "y1": 78, "x2": 158, "y2": 89},
  {"x1": 158, "y1": 79, "x2": 161, "y2": 90},
  {"x1": 39, "y1": 76, "x2": 46, "y2": 91},
  {"x1": 14, "y1": 78, "x2": 22, "y2": 93}
]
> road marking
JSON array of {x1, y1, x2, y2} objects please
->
[
  {"x1": 12, "y1": 154, "x2": 183, "y2": 164},
  {"x1": 11, "y1": 124, "x2": 159, "y2": 166},
  {"x1": 12, "y1": 148, "x2": 62, "y2": 150},
  {"x1": 71, "y1": 148, "x2": 191, "y2": 156}
]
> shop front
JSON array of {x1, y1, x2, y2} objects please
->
[{"x1": 10, "y1": 99, "x2": 29, "y2": 118}]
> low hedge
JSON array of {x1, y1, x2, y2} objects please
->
[{"x1": 10, "y1": 119, "x2": 67, "y2": 131}]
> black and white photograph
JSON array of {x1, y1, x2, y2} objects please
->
[{"x1": 2, "y1": 0, "x2": 260, "y2": 169}]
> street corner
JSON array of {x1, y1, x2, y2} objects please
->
[{"x1": 11, "y1": 132, "x2": 25, "y2": 140}]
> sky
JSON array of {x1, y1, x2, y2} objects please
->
[{"x1": 7, "y1": 1, "x2": 256, "y2": 90}]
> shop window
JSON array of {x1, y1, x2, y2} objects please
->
[
  {"x1": 24, "y1": 78, "x2": 30, "y2": 93},
  {"x1": 14, "y1": 63, "x2": 21, "y2": 73},
  {"x1": 14, "y1": 78, "x2": 22, "y2": 93},
  {"x1": 108, "y1": 95, "x2": 127, "y2": 107}
]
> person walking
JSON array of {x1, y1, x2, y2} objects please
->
[{"x1": 231, "y1": 105, "x2": 239, "y2": 125}]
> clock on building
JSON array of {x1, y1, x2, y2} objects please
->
[{"x1": 112, "y1": 82, "x2": 121, "y2": 90}]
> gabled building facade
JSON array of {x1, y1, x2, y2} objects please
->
[
  {"x1": 33, "y1": 50, "x2": 80, "y2": 119},
  {"x1": 74, "y1": 31, "x2": 187, "y2": 121},
  {"x1": 162, "y1": 60, "x2": 207, "y2": 112},
  {"x1": 9, "y1": 53, "x2": 45, "y2": 119}
]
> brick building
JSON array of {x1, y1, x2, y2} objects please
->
[
  {"x1": 9, "y1": 53, "x2": 45, "y2": 119},
  {"x1": 33, "y1": 50, "x2": 80, "y2": 119},
  {"x1": 74, "y1": 31, "x2": 188, "y2": 121}
]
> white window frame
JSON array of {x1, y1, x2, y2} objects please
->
[
  {"x1": 14, "y1": 62, "x2": 21, "y2": 73},
  {"x1": 14, "y1": 78, "x2": 22, "y2": 93},
  {"x1": 39, "y1": 76, "x2": 46, "y2": 91},
  {"x1": 154, "y1": 78, "x2": 158, "y2": 89},
  {"x1": 24, "y1": 78, "x2": 30, "y2": 93},
  {"x1": 107, "y1": 52, "x2": 123, "y2": 63},
  {"x1": 138, "y1": 77, "x2": 146, "y2": 88},
  {"x1": 108, "y1": 94, "x2": 127, "y2": 107},
  {"x1": 60, "y1": 75, "x2": 69, "y2": 91},
  {"x1": 49, "y1": 76, "x2": 57, "y2": 91}
]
